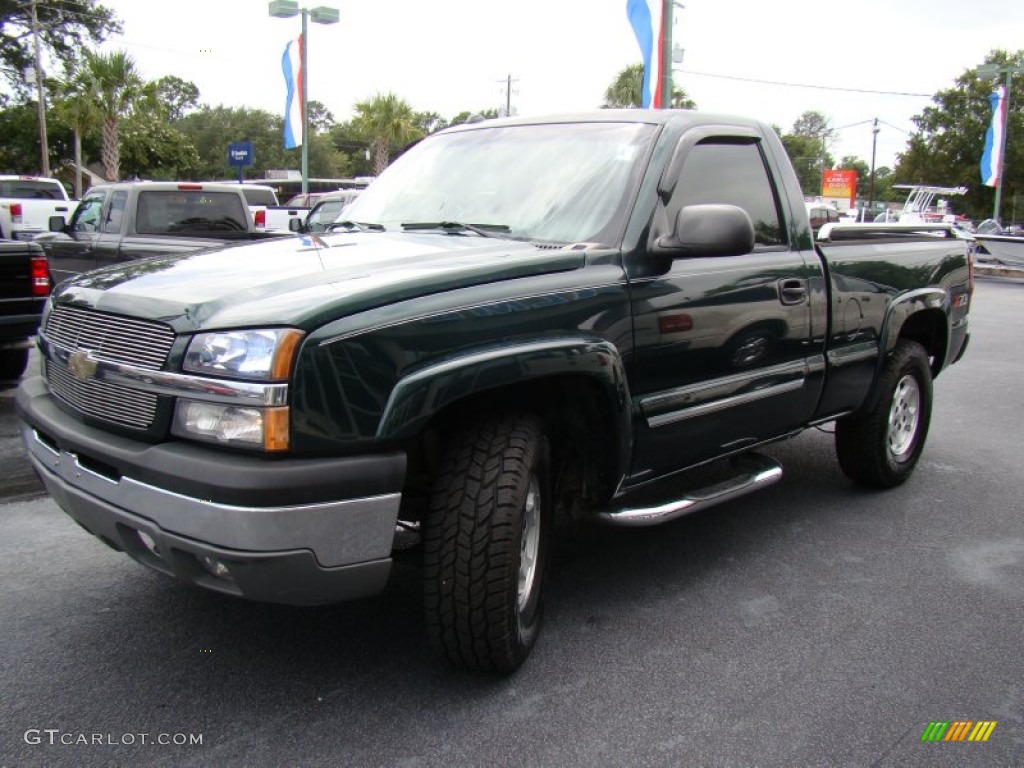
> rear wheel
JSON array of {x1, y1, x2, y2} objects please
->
[
  {"x1": 835, "y1": 339, "x2": 933, "y2": 488},
  {"x1": 423, "y1": 412, "x2": 551, "y2": 673}
]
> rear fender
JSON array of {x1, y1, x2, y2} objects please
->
[{"x1": 862, "y1": 288, "x2": 949, "y2": 410}]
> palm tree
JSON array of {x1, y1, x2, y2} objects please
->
[
  {"x1": 603, "y1": 63, "x2": 697, "y2": 109},
  {"x1": 79, "y1": 50, "x2": 143, "y2": 181},
  {"x1": 351, "y1": 93, "x2": 422, "y2": 175},
  {"x1": 53, "y1": 74, "x2": 101, "y2": 197}
]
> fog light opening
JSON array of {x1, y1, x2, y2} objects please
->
[
  {"x1": 200, "y1": 555, "x2": 235, "y2": 582},
  {"x1": 138, "y1": 531, "x2": 161, "y2": 558}
]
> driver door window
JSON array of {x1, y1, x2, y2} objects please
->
[
  {"x1": 71, "y1": 193, "x2": 106, "y2": 233},
  {"x1": 672, "y1": 141, "x2": 786, "y2": 248}
]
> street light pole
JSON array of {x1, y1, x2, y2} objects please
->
[
  {"x1": 269, "y1": 1, "x2": 338, "y2": 196},
  {"x1": 977, "y1": 61, "x2": 1024, "y2": 223},
  {"x1": 659, "y1": 0, "x2": 672, "y2": 108},
  {"x1": 299, "y1": 8, "x2": 309, "y2": 196}
]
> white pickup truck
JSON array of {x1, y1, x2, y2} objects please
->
[
  {"x1": 0, "y1": 176, "x2": 77, "y2": 241},
  {"x1": 233, "y1": 183, "x2": 310, "y2": 233}
]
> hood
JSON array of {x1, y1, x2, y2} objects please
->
[{"x1": 50, "y1": 231, "x2": 585, "y2": 332}]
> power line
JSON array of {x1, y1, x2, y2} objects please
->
[{"x1": 680, "y1": 68, "x2": 934, "y2": 98}]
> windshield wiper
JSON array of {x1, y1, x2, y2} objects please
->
[
  {"x1": 328, "y1": 220, "x2": 386, "y2": 232},
  {"x1": 401, "y1": 221, "x2": 510, "y2": 238}
]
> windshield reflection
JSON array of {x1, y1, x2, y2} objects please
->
[{"x1": 343, "y1": 122, "x2": 656, "y2": 245}]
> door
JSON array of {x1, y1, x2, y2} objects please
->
[
  {"x1": 626, "y1": 135, "x2": 824, "y2": 483},
  {"x1": 93, "y1": 190, "x2": 129, "y2": 272},
  {"x1": 44, "y1": 190, "x2": 107, "y2": 285}
]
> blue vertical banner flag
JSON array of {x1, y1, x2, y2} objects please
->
[
  {"x1": 626, "y1": 0, "x2": 666, "y2": 108},
  {"x1": 281, "y1": 34, "x2": 304, "y2": 149},
  {"x1": 980, "y1": 84, "x2": 1006, "y2": 187}
]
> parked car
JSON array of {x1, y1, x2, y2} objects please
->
[
  {"x1": 806, "y1": 202, "x2": 842, "y2": 236},
  {"x1": 290, "y1": 189, "x2": 364, "y2": 233},
  {"x1": 33, "y1": 181, "x2": 292, "y2": 285},
  {"x1": 0, "y1": 176, "x2": 77, "y2": 242},
  {"x1": 231, "y1": 183, "x2": 310, "y2": 232},
  {"x1": 0, "y1": 238, "x2": 50, "y2": 379}
]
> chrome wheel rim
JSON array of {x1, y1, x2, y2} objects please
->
[
  {"x1": 888, "y1": 374, "x2": 921, "y2": 459},
  {"x1": 732, "y1": 334, "x2": 770, "y2": 366},
  {"x1": 517, "y1": 474, "x2": 541, "y2": 614}
]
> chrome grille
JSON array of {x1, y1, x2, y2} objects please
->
[
  {"x1": 44, "y1": 305, "x2": 175, "y2": 429},
  {"x1": 45, "y1": 305, "x2": 174, "y2": 370},
  {"x1": 46, "y1": 361, "x2": 159, "y2": 428}
]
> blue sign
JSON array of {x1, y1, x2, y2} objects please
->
[{"x1": 228, "y1": 142, "x2": 254, "y2": 167}]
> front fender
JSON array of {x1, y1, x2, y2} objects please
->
[{"x1": 377, "y1": 337, "x2": 633, "y2": 479}]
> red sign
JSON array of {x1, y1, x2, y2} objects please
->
[{"x1": 821, "y1": 170, "x2": 858, "y2": 209}]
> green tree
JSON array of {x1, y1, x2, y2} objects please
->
[
  {"x1": 838, "y1": 156, "x2": 870, "y2": 198},
  {"x1": 415, "y1": 111, "x2": 448, "y2": 135},
  {"x1": 350, "y1": 93, "x2": 422, "y2": 175},
  {"x1": 52, "y1": 75, "x2": 101, "y2": 196},
  {"x1": 602, "y1": 63, "x2": 696, "y2": 109},
  {"x1": 871, "y1": 166, "x2": 897, "y2": 206},
  {"x1": 329, "y1": 120, "x2": 373, "y2": 176},
  {"x1": 149, "y1": 75, "x2": 199, "y2": 121},
  {"x1": 781, "y1": 111, "x2": 837, "y2": 196},
  {"x1": 78, "y1": 49, "x2": 143, "y2": 180},
  {"x1": 178, "y1": 104, "x2": 350, "y2": 181},
  {"x1": 119, "y1": 117, "x2": 199, "y2": 180},
  {"x1": 306, "y1": 99, "x2": 334, "y2": 134},
  {"x1": 0, "y1": 0, "x2": 120, "y2": 96},
  {"x1": 0, "y1": 101, "x2": 52, "y2": 173},
  {"x1": 448, "y1": 108, "x2": 499, "y2": 126},
  {"x1": 895, "y1": 49, "x2": 1023, "y2": 223}
]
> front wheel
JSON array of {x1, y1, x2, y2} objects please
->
[
  {"x1": 423, "y1": 412, "x2": 551, "y2": 673},
  {"x1": 835, "y1": 339, "x2": 933, "y2": 488}
]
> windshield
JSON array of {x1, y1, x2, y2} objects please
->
[{"x1": 343, "y1": 121, "x2": 656, "y2": 244}]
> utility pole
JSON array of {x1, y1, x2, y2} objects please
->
[
  {"x1": 30, "y1": 0, "x2": 51, "y2": 177},
  {"x1": 498, "y1": 74, "x2": 518, "y2": 117},
  {"x1": 868, "y1": 118, "x2": 879, "y2": 221}
]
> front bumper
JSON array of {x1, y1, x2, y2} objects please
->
[{"x1": 17, "y1": 375, "x2": 407, "y2": 605}]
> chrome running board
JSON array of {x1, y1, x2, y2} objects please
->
[{"x1": 595, "y1": 453, "x2": 783, "y2": 527}]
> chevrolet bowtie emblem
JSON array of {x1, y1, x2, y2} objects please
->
[{"x1": 67, "y1": 350, "x2": 98, "y2": 383}]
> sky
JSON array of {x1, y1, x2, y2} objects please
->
[{"x1": 86, "y1": 0, "x2": 1023, "y2": 173}]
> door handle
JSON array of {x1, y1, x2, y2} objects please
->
[{"x1": 778, "y1": 278, "x2": 807, "y2": 305}]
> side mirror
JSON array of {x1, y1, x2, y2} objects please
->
[
  {"x1": 48, "y1": 215, "x2": 67, "y2": 232},
  {"x1": 288, "y1": 218, "x2": 304, "y2": 233},
  {"x1": 655, "y1": 204, "x2": 755, "y2": 258}
]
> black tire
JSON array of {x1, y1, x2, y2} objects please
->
[
  {"x1": 835, "y1": 339, "x2": 933, "y2": 488},
  {"x1": 0, "y1": 348, "x2": 29, "y2": 381},
  {"x1": 423, "y1": 412, "x2": 551, "y2": 673}
]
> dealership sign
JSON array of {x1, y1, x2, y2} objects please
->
[{"x1": 821, "y1": 170, "x2": 857, "y2": 210}]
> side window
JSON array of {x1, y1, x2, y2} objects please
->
[
  {"x1": 70, "y1": 193, "x2": 105, "y2": 233},
  {"x1": 102, "y1": 191, "x2": 128, "y2": 233},
  {"x1": 809, "y1": 208, "x2": 826, "y2": 232},
  {"x1": 672, "y1": 141, "x2": 786, "y2": 247}
]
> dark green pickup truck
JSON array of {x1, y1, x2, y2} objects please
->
[{"x1": 17, "y1": 111, "x2": 972, "y2": 673}]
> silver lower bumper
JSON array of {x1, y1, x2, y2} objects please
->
[{"x1": 24, "y1": 425, "x2": 402, "y2": 605}]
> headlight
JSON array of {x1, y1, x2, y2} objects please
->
[
  {"x1": 183, "y1": 328, "x2": 303, "y2": 380},
  {"x1": 172, "y1": 400, "x2": 289, "y2": 451}
]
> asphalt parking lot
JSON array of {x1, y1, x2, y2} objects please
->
[{"x1": 0, "y1": 276, "x2": 1021, "y2": 767}]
